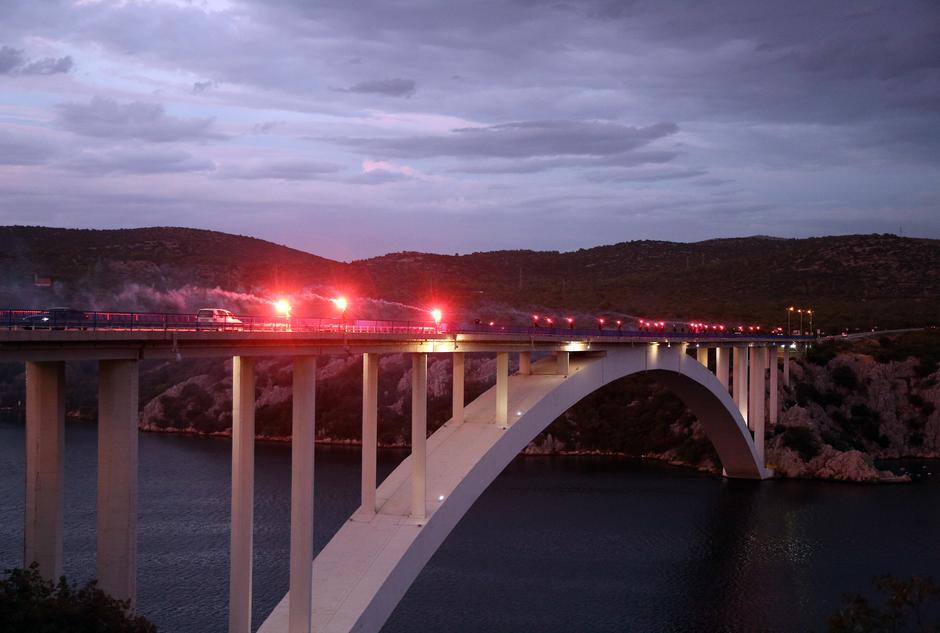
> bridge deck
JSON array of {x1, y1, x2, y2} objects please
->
[{"x1": 0, "y1": 328, "x2": 806, "y2": 361}]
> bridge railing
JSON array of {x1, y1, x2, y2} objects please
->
[
  {"x1": 453, "y1": 322, "x2": 814, "y2": 341},
  {"x1": 0, "y1": 309, "x2": 442, "y2": 335}
]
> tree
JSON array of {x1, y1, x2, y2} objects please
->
[
  {"x1": 828, "y1": 575, "x2": 940, "y2": 633},
  {"x1": 0, "y1": 564, "x2": 157, "y2": 633}
]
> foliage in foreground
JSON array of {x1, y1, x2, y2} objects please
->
[
  {"x1": 828, "y1": 575, "x2": 940, "y2": 633},
  {"x1": 0, "y1": 564, "x2": 157, "y2": 633}
]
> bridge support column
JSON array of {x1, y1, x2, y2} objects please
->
[
  {"x1": 732, "y1": 347, "x2": 747, "y2": 421},
  {"x1": 452, "y1": 353, "x2": 464, "y2": 423},
  {"x1": 495, "y1": 352, "x2": 509, "y2": 427},
  {"x1": 783, "y1": 347, "x2": 790, "y2": 387},
  {"x1": 769, "y1": 348, "x2": 779, "y2": 426},
  {"x1": 411, "y1": 353, "x2": 427, "y2": 521},
  {"x1": 555, "y1": 351, "x2": 569, "y2": 376},
  {"x1": 519, "y1": 352, "x2": 531, "y2": 375},
  {"x1": 97, "y1": 360, "x2": 139, "y2": 605},
  {"x1": 290, "y1": 356, "x2": 316, "y2": 633},
  {"x1": 715, "y1": 347, "x2": 730, "y2": 391},
  {"x1": 360, "y1": 353, "x2": 378, "y2": 516},
  {"x1": 748, "y1": 347, "x2": 766, "y2": 464},
  {"x1": 24, "y1": 361, "x2": 65, "y2": 581},
  {"x1": 229, "y1": 356, "x2": 256, "y2": 633},
  {"x1": 696, "y1": 346, "x2": 709, "y2": 368}
]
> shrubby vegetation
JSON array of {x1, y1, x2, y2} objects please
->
[
  {"x1": 0, "y1": 565, "x2": 157, "y2": 633},
  {"x1": 827, "y1": 575, "x2": 940, "y2": 633}
]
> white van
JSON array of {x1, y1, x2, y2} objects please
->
[{"x1": 196, "y1": 308, "x2": 243, "y2": 331}]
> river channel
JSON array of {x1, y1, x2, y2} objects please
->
[{"x1": 1, "y1": 416, "x2": 938, "y2": 632}]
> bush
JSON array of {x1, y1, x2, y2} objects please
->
[
  {"x1": 0, "y1": 564, "x2": 157, "y2": 632},
  {"x1": 781, "y1": 426, "x2": 821, "y2": 460},
  {"x1": 831, "y1": 364, "x2": 859, "y2": 390},
  {"x1": 827, "y1": 574, "x2": 940, "y2": 633}
]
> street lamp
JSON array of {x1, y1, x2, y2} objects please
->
[
  {"x1": 331, "y1": 297, "x2": 348, "y2": 330},
  {"x1": 807, "y1": 309, "x2": 813, "y2": 335},
  {"x1": 431, "y1": 308, "x2": 442, "y2": 333},
  {"x1": 787, "y1": 306, "x2": 794, "y2": 334},
  {"x1": 798, "y1": 309, "x2": 804, "y2": 335}
]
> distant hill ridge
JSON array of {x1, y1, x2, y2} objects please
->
[{"x1": 0, "y1": 226, "x2": 938, "y2": 330}]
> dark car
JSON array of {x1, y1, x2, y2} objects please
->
[{"x1": 20, "y1": 307, "x2": 90, "y2": 330}]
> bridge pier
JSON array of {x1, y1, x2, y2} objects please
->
[
  {"x1": 715, "y1": 347, "x2": 730, "y2": 391},
  {"x1": 769, "y1": 348, "x2": 779, "y2": 425},
  {"x1": 452, "y1": 352, "x2": 464, "y2": 423},
  {"x1": 495, "y1": 352, "x2": 509, "y2": 426},
  {"x1": 360, "y1": 353, "x2": 378, "y2": 516},
  {"x1": 555, "y1": 351, "x2": 569, "y2": 376},
  {"x1": 24, "y1": 360, "x2": 65, "y2": 581},
  {"x1": 783, "y1": 346, "x2": 790, "y2": 387},
  {"x1": 732, "y1": 347, "x2": 748, "y2": 420},
  {"x1": 229, "y1": 356, "x2": 256, "y2": 633},
  {"x1": 696, "y1": 346, "x2": 709, "y2": 368},
  {"x1": 289, "y1": 356, "x2": 316, "y2": 633},
  {"x1": 97, "y1": 359, "x2": 140, "y2": 604},
  {"x1": 519, "y1": 351, "x2": 531, "y2": 375},
  {"x1": 411, "y1": 353, "x2": 427, "y2": 521},
  {"x1": 748, "y1": 347, "x2": 766, "y2": 464}
]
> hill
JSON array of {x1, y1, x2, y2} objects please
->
[{"x1": 1, "y1": 226, "x2": 938, "y2": 330}]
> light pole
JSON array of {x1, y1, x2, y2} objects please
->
[
  {"x1": 787, "y1": 306, "x2": 794, "y2": 334},
  {"x1": 798, "y1": 309, "x2": 804, "y2": 335},
  {"x1": 807, "y1": 309, "x2": 813, "y2": 335},
  {"x1": 332, "y1": 297, "x2": 348, "y2": 331}
]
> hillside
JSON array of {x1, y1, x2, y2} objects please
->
[{"x1": 1, "y1": 227, "x2": 937, "y2": 331}]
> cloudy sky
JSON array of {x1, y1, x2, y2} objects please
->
[{"x1": 1, "y1": 0, "x2": 938, "y2": 260}]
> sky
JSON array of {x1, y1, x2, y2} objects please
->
[{"x1": 0, "y1": 0, "x2": 938, "y2": 261}]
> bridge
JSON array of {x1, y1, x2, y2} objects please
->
[{"x1": 0, "y1": 310, "x2": 811, "y2": 633}]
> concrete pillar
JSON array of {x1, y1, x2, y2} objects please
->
[
  {"x1": 452, "y1": 353, "x2": 464, "y2": 423},
  {"x1": 519, "y1": 352, "x2": 531, "y2": 375},
  {"x1": 783, "y1": 347, "x2": 790, "y2": 387},
  {"x1": 555, "y1": 351, "x2": 570, "y2": 376},
  {"x1": 732, "y1": 347, "x2": 748, "y2": 420},
  {"x1": 715, "y1": 347, "x2": 730, "y2": 391},
  {"x1": 360, "y1": 353, "x2": 378, "y2": 516},
  {"x1": 229, "y1": 356, "x2": 256, "y2": 633},
  {"x1": 97, "y1": 360, "x2": 139, "y2": 604},
  {"x1": 289, "y1": 356, "x2": 316, "y2": 633},
  {"x1": 495, "y1": 352, "x2": 509, "y2": 426},
  {"x1": 696, "y1": 346, "x2": 709, "y2": 368},
  {"x1": 411, "y1": 353, "x2": 427, "y2": 521},
  {"x1": 24, "y1": 361, "x2": 65, "y2": 581},
  {"x1": 748, "y1": 347, "x2": 766, "y2": 464},
  {"x1": 769, "y1": 348, "x2": 779, "y2": 426}
]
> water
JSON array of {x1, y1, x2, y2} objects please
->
[{"x1": 1, "y1": 416, "x2": 939, "y2": 633}]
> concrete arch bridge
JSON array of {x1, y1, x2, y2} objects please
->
[{"x1": 0, "y1": 325, "x2": 800, "y2": 633}]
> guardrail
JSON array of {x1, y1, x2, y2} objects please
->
[
  {"x1": 0, "y1": 308, "x2": 816, "y2": 342},
  {"x1": 0, "y1": 309, "x2": 441, "y2": 335}
]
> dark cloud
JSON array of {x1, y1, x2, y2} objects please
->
[
  {"x1": 583, "y1": 168, "x2": 708, "y2": 183},
  {"x1": 0, "y1": 45, "x2": 72, "y2": 75},
  {"x1": 192, "y1": 80, "x2": 214, "y2": 94},
  {"x1": 344, "y1": 78, "x2": 416, "y2": 97},
  {"x1": 251, "y1": 121, "x2": 284, "y2": 134},
  {"x1": 452, "y1": 150, "x2": 678, "y2": 174},
  {"x1": 59, "y1": 148, "x2": 215, "y2": 176},
  {"x1": 334, "y1": 120, "x2": 678, "y2": 160},
  {"x1": 217, "y1": 159, "x2": 342, "y2": 180},
  {"x1": 0, "y1": 131, "x2": 55, "y2": 165},
  {"x1": 56, "y1": 97, "x2": 225, "y2": 142}
]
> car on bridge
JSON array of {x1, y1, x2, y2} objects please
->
[
  {"x1": 19, "y1": 307, "x2": 90, "y2": 330},
  {"x1": 196, "y1": 308, "x2": 244, "y2": 331}
]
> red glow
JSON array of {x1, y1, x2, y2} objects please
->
[
  {"x1": 430, "y1": 308, "x2": 442, "y2": 324},
  {"x1": 598, "y1": 318, "x2": 605, "y2": 325},
  {"x1": 488, "y1": 321, "x2": 495, "y2": 326},
  {"x1": 331, "y1": 296, "x2": 348, "y2": 312},
  {"x1": 546, "y1": 317, "x2": 554, "y2": 325},
  {"x1": 273, "y1": 299, "x2": 291, "y2": 315}
]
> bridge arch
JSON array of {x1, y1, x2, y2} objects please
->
[{"x1": 259, "y1": 344, "x2": 768, "y2": 633}]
